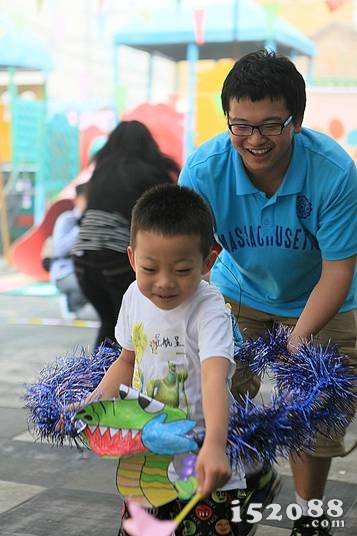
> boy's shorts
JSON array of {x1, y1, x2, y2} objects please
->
[
  {"x1": 226, "y1": 299, "x2": 357, "y2": 458},
  {"x1": 119, "y1": 488, "x2": 244, "y2": 536}
]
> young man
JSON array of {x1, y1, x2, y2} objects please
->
[{"x1": 179, "y1": 49, "x2": 357, "y2": 536}]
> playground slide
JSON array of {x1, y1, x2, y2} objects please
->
[
  {"x1": 9, "y1": 165, "x2": 92, "y2": 281},
  {"x1": 10, "y1": 198, "x2": 74, "y2": 281},
  {"x1": 9, "y1": 102, "x2": 183, "y2": 281}
]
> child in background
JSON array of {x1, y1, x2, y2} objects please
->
[
  {"x1": 50, "y1": 183, "x2": 88, "y2": 319},
  {"x1": 86, "y1": 183, "x2": 246, "y2": 535}
]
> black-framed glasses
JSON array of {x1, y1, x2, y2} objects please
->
[{"x1": 228, "y1": 115, "x2": 293, "y2": 136}]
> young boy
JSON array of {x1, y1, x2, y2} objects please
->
[{"x1": 87, "y1": 183, "x2": 246, "y2": 535}]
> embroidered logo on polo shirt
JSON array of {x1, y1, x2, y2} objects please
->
[{"x1": 296, "y1": 195, "x2": 312, "y2": 218}]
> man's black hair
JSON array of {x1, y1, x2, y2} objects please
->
[
  {"x1": 130, "y1": 184, "x2": 214, "y2": 258},
  {"x1": 221, "y1": 49, "x2": 306, "y2": 122}
]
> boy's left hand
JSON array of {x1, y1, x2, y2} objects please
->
[{"x1": 195, "y1": 440, "x2": 231, "y2": 498}]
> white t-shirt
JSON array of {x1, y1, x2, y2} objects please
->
[{"x1": 116, "y1": 279, "x2": 245, "y2": 489}]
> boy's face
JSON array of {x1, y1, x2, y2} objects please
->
[
  {"x1": 128, "y1": 231, "x2": 215, "y2": 310},
  {"x1": 227, "y1": 96, "x2": 302, "y2": 185}
]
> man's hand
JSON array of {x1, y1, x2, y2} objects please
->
[{"x1": 287, "y1": 333, "x2": 304, "y2": 354}]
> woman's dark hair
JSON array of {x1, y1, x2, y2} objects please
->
[
  {"x1": 75, "y1": 182, "x2": 89, "y2": 197},
  {"x1": 86, "y1": 121, "x2": 181, "y2": 219},
  {"x1": 221, "y1": 49, "x2": 306, "y2": 122},
  {"x1": 94, "y1": 120, "x2": 180, "y2": 176},
  {"x1": 131, "y1": 184, "x2": 214, "y2": 258}
]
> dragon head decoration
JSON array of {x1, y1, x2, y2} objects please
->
[{"x1": 74, "y1": 384, "x2": 198, "y2": 458}]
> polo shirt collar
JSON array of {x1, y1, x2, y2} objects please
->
[
  {"x1": 234, "y1": 151, "x2": 258, "y2": 195},
  {"x1": 278, "y1": 134, "x2": 307, "y2": 196}
]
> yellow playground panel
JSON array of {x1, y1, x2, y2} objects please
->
[
  {"x1": 0, "y1": 103, "x2": 11, "y2": 163},
  {"x1": 195, "y1": 59, "x2": 233, "y2": 146}
]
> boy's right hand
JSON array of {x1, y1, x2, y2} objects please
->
[
  {"x1": 195, "y1": 440, "x2": 231, "y2": 498},
  {"x1": 84, "y1": 385, "x2": 105, "y2": 404},
  {"x1": 84, "y1": 381, "x2": 122, "y2": 404},
  {"x1": 55, "y1": 387, "x2": 107, "y2": 433}
]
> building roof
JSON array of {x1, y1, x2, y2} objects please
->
[
  {"x1": 0, "y1": 16, "x2": 53, "y2": 72},
  {"x1": 114, "y1": 0, "x2": 316, "y2": 60}
]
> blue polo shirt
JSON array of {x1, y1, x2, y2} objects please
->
[{"x1": 179, "y1": 128, "x2": 357, "y2": 316}]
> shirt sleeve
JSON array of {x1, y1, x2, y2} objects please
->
[
  {"x1": 196, "y1": 289, "x2": 236, "y2": 379},
  {"x1": 178, "y1": 165, "x2": 195, "y2": 190},
  {"x1": 115, "y1": 286, "x2": 134, "y2": 351},
  {"x1": 52, "y1": 211, "x2": 80, "y2": 258},
  {"x1": 318, "y1": 161, "x2": 357, "y2": 260}
]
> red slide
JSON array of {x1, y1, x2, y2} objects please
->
[
  {"x1": 9, "y1": 102, "x2": 183, "y2": 282},
  {"x1": 10, "y1": 198, "x2": 74, "y2": 281},
  {"x1": 9, "y1": 166, "x2": 92, "y2": 281}
]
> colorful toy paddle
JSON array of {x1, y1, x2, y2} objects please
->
[{"x1": 123, "y1": 493, "x2": 203, "y2": 536}]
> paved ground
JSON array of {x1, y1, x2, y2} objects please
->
[{"x1": 0, "y1": 262, "x2": 356, "y2": 535}]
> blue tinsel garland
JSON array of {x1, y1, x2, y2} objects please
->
[
  {"x1": 24, "y1": 344, "x2": 120, "y2": 445},
  {"x1": 24, "y1": 326, "x2": 356, "y2": 465},
  {"x1": 227, "y1": 325, "x2": 356, "y2": 470}
]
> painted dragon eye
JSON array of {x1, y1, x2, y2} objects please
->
[
  {"x1": 119, "y1": 385, "x2": 138, "y2": 400},
  {"x1": 138, "y1": 394, "x2": 164, "y2": 413},
  {"x1": 119, "y1": 386, "x2": 129, "y2": 399}
]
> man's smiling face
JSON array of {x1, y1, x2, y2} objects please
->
[{"x1": 227, "y1": 96, "x2": 301, "y2": 188}]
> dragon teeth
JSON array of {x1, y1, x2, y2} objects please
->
[{"x1": 89, "y1": 427, "x2": 140, "y2": 439}]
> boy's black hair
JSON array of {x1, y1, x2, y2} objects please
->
[
  {"x1": 221, "y1": 49, "x2": 306, "y2": 122},
  {"x1": 130, "y1": 184, "x2": 214, "y2": 258}
]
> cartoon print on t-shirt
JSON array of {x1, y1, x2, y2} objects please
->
[
  {"x1": 131, "y1": 322, "x2": 190, "y2": 415},
  {"x1": 132, "y1": 322, "x2": 148, "y2": 390},
  {"x1": 146, "y1": 361, "x2": 189, "y2": 413}
]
